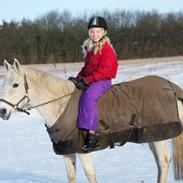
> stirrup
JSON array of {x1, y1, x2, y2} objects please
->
[
  {"x1": 81, "y1": 144, "x2": 98, "y2": 153},
  {"x1": 81, "y1": 133, "x2": 97, "y2": 153}
]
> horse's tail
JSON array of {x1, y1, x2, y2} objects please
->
[{"x1": 172, "y1": 99, "x2": 183, "y2": 180}]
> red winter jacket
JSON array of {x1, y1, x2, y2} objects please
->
[{"x1": 77, "y1": 42, "x2": 118, "y2": 84}]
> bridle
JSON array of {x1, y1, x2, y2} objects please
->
[
  {"x1": 0, "y1": 74, "x2": 74, "y2": 115},
  {"x1": 0, "y1": 74, "x2": 30, "y2": 114}
]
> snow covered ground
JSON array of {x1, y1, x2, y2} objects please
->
[{"x1": 0, "y1": 57, "x2": 183, "y2": 183}]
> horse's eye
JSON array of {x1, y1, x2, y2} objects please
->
[{"x1": 12, "y1": 83, "x2": 19, "y2": 88}]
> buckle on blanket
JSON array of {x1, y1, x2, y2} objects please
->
[
  {"x1": 51, "y1": 138, "x2": 59, "y2": 144},
  {"x1": 45, "y1": 124, "x2": 60, "y2": 133}
]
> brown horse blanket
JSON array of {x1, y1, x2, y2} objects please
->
[{"x1": 46, "y1": 75, "x2": 183, "y2": 155}]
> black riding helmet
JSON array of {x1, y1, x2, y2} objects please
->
[{"x1": 88, "y1": 16, "x2": 107, "y2": 30}]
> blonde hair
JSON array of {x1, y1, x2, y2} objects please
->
[{"x1": 82, "y1": 35, "x2": 112, "y2": 57}]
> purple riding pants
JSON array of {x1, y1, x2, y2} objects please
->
[{"x1": 78, "y1": 80, "x2": 112, "y2": 131}]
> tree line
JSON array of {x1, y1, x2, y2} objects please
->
[{"x1": 0, "y1": 9, "x2": 183, "y2": 65}]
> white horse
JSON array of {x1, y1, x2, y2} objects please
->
[{"x1": 0, "y1": 59, "x2": 183, "y2": 183}]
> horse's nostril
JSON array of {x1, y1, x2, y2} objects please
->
[{"x1": 0, "y1": 108, "x2": 7, "y2": 115}]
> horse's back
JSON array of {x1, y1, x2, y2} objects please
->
[{"x1": 97, "y1": 75, "x2": 183, "y2": 143}]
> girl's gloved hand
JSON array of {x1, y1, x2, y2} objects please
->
[{"x1": 68, "y1": 77, "x2": 89, "y2": 90}]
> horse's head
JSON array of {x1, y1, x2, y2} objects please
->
[{"x1": 0, "y1": 59, "x2": 29, "y2": 120}]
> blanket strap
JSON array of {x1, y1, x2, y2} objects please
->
[
  {"x1": 99, "y1": 120, "x2": 115, "y2": 148},
  {"x1": 117, "y1": 113, "x2": 138, "y2": 146}
]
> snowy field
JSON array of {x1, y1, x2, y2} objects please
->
[{"x1": 0, "y1": 57, "x2": 183, "y2": 183}]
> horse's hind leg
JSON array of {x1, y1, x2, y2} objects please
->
[
  {"x1": 63, "y1": 154, "x2": 76, "y2": 183},
  {"x1": 78, "y1": 153, "x2": 97, "y2": 183},
  {"x1": 148, "y1": 140, "x2": 171, "y2": 183}
]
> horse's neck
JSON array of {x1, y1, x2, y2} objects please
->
[{"x1": 23, "y1": 68, "x2": 75, "y2": 127}]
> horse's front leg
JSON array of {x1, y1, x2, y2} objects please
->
[
  {"x1": 148, "y1": 140, "x2": 171, "y2": 183},
  {"x1": 63, "y1": 154, "x2": 76, "y2": 183},
  {"x1": 78, "y1": 153, "x2": 97, "y2": 183}
]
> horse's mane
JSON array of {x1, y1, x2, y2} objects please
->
[{"x1": 21, "y1": 67, "x2": 74, "y2": 97}]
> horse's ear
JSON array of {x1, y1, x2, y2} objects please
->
[
  {"x1": 4, "y1": 59, "x2": 11, "y2": 71},
  {"x1": 13, "y1": 58, "x2": 20, "y2": 71}
]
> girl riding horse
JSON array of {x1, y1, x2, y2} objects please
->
[{"x1": 69, "y1": 16, "x2": 118, "y2": 152}]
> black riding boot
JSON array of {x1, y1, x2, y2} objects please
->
[{"x1": 81, "y1": 133, "x2": 97, "y2": 153}]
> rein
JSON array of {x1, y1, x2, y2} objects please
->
[
  {"x1": 0, "y1": 74, "x2": 75, "y2": 115},
  {"x1": 25, "y1": 92, "x2": 74, "y2": 111}
]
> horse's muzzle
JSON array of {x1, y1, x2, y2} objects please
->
[{"x1": 0, "y1": 108, "x2": 10, "y2": 120}]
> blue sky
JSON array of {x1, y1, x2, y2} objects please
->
[{"x1": 1, "y1": 0, "x2": 183, "y2": 22}]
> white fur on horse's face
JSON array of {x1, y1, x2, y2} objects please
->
[{"x1": 0, "y1": 60, "x2": 27, "y2": 119}]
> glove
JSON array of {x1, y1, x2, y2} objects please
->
[
  {"x1": 68, "y1": 76, "x2": 79, "y2": 85},
  {"x1": 68, "y1": 77, "x2": 89, "y2": 90},
  {"x1": 76, "y1": 77, "x2": 89, "y2": 90}
]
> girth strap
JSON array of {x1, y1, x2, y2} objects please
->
[
  {"x1": 99, "y1": 120, "x2": 115, "y2": 148},
  {"x1": 99, "y1": 113, "x2": 138, "y2": 148},
  {"x1": 119, "y1": 113, "x2": 138, "y2": 146}
]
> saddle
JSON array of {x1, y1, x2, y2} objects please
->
[{"x1": 46, "y1": 76, "x2": 183, "y2": 155}]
